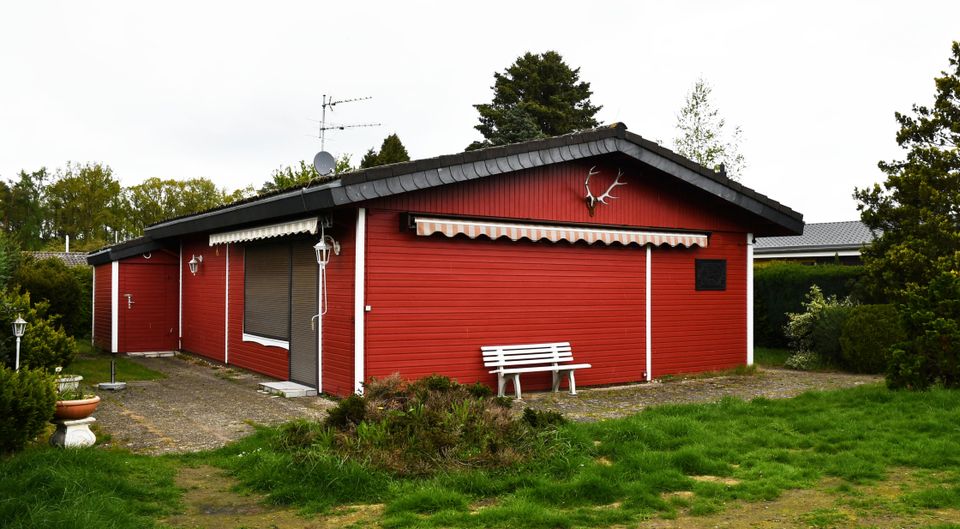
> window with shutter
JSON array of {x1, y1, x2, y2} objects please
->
[{"x1": 244, "y1": 242, "x2": 291, "y2": 341}]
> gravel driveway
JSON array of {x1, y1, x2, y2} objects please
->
[
  {"x1": 92, "y1": 355, "x2": 881, "y2": 453},
  {"x1": 92, "y1": 355, "x2": 333, "y2": 454},
  {"x1": 520, "y1": 368, "x2": 882, "y2": 421}
]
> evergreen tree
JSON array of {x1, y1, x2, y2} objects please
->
[
  {"x1": 855, "y1": 41, "x2": 960, "y2": 303},
  {"x1": 359, "y1": 148, "x2": 379, "y2": 169},
  {"x1": 673, "y1": 78, "x2": 745, "y2": 179},
  {"x1": 469, "y1": 51, "x2": 601, "y2": 150},
  {"x1": 360, "y1": 134, "x2": 411, "y2": 169},
  {"x1": 854, "y1": 42, "x2": 960, "y2": 389}
]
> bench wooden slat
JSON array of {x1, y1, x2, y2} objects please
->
[
  {"x1": 481, "y1": 342, "x2": 571, "y2": 352},
  {"x1": 482, "y1": 349, "x2": 571, "y2": 357},
  {"x1": 492, "y1": 363, "x2": 592, "y2": 375},
  {"x1": 483, "y1": 352, "x2": 574, "y2": 364}
]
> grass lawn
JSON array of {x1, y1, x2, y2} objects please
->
[
  {"x1": 4, "y1": 385, "x2": 960, "y2": 528},
  {"x1": 67, "y1": 340, "x2": 166, "y2": 384},
  {"x1": 755, "y1": 346, "x2": 792, "y2": 367}
]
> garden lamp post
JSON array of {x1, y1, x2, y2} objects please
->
[{"x1": 12, "y1": 315, "x2": 26, "y2": 371}]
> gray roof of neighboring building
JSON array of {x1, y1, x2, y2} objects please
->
[
  {"x1": 24, "y1": 251, "x2": 90, "y2": 267},
  {"x1": 755, "y1": 221, "x2": 876, "y2": 253}
]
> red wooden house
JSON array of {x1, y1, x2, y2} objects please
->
[{"x1": 88, "y1": 124, "x2": 803, "y2": 396}]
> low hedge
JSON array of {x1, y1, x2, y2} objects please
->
[
  {"x1": 839, "y1": 304, "x2": 904, "y2": 374},
  {"x1": 754, "y1": 262, "x2": 865, "y2": 348},
  {"x1": 0, "y1": 366, "x2": 56, "y2": 453}
]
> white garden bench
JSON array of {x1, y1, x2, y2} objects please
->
[{"x1": 481, "y1": 342, "x2": 592, "y2": 399}]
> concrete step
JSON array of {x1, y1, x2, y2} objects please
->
[
  {"x1": 258, "y1": 381, "x2": 317, "y2": 398},
  {"x1": 126, "y1": 351, "x2": 177, "y2": 358}
]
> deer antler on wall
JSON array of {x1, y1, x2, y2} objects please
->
[{"x1": 584, "y1": 167, "x2": 627, "y2": 216}]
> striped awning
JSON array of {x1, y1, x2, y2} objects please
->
[
  {"x1": 413, "y1": 216, "x2": 708, "y2": 248},
  {"x1": 209, "y1": 217, "x2": 318, "y2": 246}
]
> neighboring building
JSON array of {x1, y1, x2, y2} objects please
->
[
  {"x1": 24, "y1": 251, "x2": 90, "y2": 267},
  {"x1": 87, "y1": 123, "x2": 803, "y2": 396},
  {"x1": 754, "y1": 220, "x2": 875, "y2": 265}
]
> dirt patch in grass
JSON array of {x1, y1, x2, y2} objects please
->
[
  {"x1": 647, "y1": 471, "x2": 960, "y2": 529},
  {"x1": 163, "y1": 465, "x2": 382, "y2": 529}
]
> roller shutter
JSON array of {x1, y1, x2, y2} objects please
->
[{"x1": 244, "y1": 242, "x2": 291, "y2": 340}]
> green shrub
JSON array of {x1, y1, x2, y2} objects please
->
[
  {"x1": 839, "y1": 304, "x2": 905, "y2": 374},
  {"x1": 887, "y1": 273, "x2": 960, "y2": 389},
  {"x1": 522, "y1": 408, "x2": 567, "y2": 428},
  {"x1": 809, "y1": 304, "x2": 856, "y2": 365},
  {"x1": 317, "y1": 374, "x2": 560, "y2": 476},
  {"x1": 325, "y1": 394, "x2": 367, "y2": 430},
  {"x1": 0, "y1": 289, "x2": 77, "y2": 371},
  {"x1": 785, "y1": 286, "x2": 853, "y2": 355},
  {"x1": 0, "y1": 366, "x2": 56, "y2": 453},
  {"x1": 14, "y1": 256, "x2": 91, "y2": 338},
  {"x1": 783, "y1": 350, "x2": 821, "y2": 371},
  {"x1": 754, "y1": 263, "x2": 865, "y2": 348}
]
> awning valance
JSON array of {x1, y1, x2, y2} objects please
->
[
  {"x1": 413, "y1": 216, "x2": 708, "y2": 248},
  {"x1": 209, "y1": 217, "x2": 318, "y2": 246}
]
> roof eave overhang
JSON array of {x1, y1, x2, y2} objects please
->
[
  {"x1": 143, "y1": 127, "x2": 803, "y2": 241},
  {"x1": 86, "y1": 239, "x2": 168, "y2": 266}
]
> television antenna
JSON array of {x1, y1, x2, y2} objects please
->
[
  {"x1": 310, "y1": 94, "x2": 381, "y2": 151},
  {"x1": 308, "y1": 94, "x2": 381, "y2": 176}
]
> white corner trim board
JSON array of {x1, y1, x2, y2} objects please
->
[
  {"x1": 645, "y1": 245, "x2": 652, "y2": 381},
  {"x1": 747, "y1": 233, "x2": 755, "y2": 366},
  {"x1": 178, "y1": 242, "x2": 183, "y2": 349},
  {"x1": 354, "y1": 208, "x2": 367, "y2": 395},
  {"x1": 224, "y1": 244, "x2": 230, "y2": 365},
  {"x1": 242, "y1": 332, "x2": 289, "y2": 349},
  {"x1": 111, "y1": 261, "x2": 119, "y2": 353}
]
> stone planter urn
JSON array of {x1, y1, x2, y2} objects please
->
[
  {"x1": 51, "y1": 395, "x2": 100, "y2": 448},
  {"x1": 54, "y1": 395, "x2": 100, "y2": 420},
  {"x1": 55, "y1": 375, "x2": 83, "y2": 393}
]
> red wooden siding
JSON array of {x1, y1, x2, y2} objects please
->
[
  {"x1": 227, "y1": 244, "x2": 288, "y2": 380},
  {"x1": 651, "y1": 231, "x2": 747, "y2": 376},
  {"x1": 363, "y1": 208, "x2": 648, "y2": 390},
  {"x1": 93, "y1": 264, "x2": 112, "y2": 351},
  {"x1": 359, "y1": 158, "x2": 751, "y2": 387},
  {"x1": 117, "y1": 252, "x2": 178, "y2": 353},
  {"x1": 368, "y1": 160, "x2": 753, "y2": 233},
  {"x1": 180, "y1": 237, "x2": 226, "y2": 362},
  {"x1": 321, "y1": 211, "x2": 357, "y2": 396}
]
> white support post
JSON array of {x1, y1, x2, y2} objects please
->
[
  {"x1": 354, "y1": 208, "x2": 367, "y2": 395},
  {"x1": 224, "y1": 243, "x2": 230, "y2": 364},
  {"x1": 645, "y1": 245, "x2": 652, "y2": 381},
  {"x1": 317, "y1": 262, "x2": 323, "y2": 394},
  {"x1": 746, "y1": 233, "x2": 755, "y2": 365},
  {"x1": 111, "y1": 261, "x2": 119, "y2": 353},
  {"x1": 178, "y1": 242, "x2": 183, "y2": 349}
]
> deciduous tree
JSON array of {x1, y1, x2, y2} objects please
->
[
  {"x1": 673, "y1": 78, "x2": 745, "y2": 179},
  {"x1": 45, "y1": 162, "x2": 123, "y2": 249}
]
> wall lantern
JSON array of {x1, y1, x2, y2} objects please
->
[
  {"x1": 12, "y1": 315, "x2": 26, "y2": 371},
  {"x1": 188, "y1": 254, "x2": 203, "y2": 275},
  {"x1": 313, "y1": 236, "x2": 341, "y2": 267}
]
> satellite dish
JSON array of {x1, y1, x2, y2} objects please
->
[{"x1": 313, "y1": 151, "x2": 336, "y2": 176}]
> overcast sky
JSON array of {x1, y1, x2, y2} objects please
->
[{"x1": 1, "y1": 1, "x2": 958, "y2": 223}]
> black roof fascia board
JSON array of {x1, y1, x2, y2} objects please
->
[
  {"x1": 143, "y1": 123, "x2": 802, "y2": 245},
  {"x1": 86, "y1": 238, "x2": 167, "y2": 266}
]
